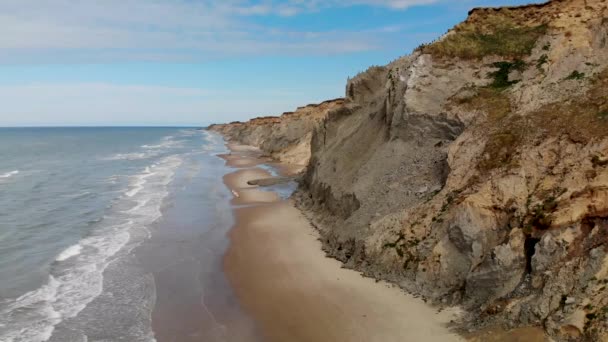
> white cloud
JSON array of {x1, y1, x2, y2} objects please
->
[
  {"x1": 349, "y1": 0, "x2": 439, "y2": 9},
  {"x1": 0, "y1": 0, "x2": 437, "y2": 63},
  {"x1": 252, "y1": 0, "x2": 440, "y2": 14}
]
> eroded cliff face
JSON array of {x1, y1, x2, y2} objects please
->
[
  {"x1": 211, "y1": 0, "x2": 608, "y2": 340},
  {"x1": 209, "y1": 99, "x2": 345, "y2": 171}
]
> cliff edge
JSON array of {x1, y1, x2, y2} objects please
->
[
  {"x1": 209, "y1": 98, "x2": 345, "y2": 173},
  {"x1": 210, "y1": 0, "x2": 608, "y2": 340}
]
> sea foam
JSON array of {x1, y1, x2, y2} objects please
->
[
  {"x1": 0, "y1": 170, "x2": 19, "y2": 178},
  {"x1": 103, "y1": 152, "x2": 151, "y2": 161},
  {"x1": 55, "y1": 244, "x2": 83, "y2": 262},
  {"x1": 0, "y1": 155, "x2": 181, "y2": 342}
]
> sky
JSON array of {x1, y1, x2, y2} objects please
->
[{"x1": 0, "y1": 0, "x2": 541, "y2": 127}]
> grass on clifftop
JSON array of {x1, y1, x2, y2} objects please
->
[{"x1": 421, "y1": 15, "x2": 548, "y2": 59}]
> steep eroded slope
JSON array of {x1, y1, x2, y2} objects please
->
[{"x1": 295, "y1": 1, "x2": 608, "y2": 340}]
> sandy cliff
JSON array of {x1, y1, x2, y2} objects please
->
[
  {"x1": 209, "y1": 99, "x2": 345, "y2": 172},
  {"x1": 211, "y1": 0, "x2": 608, "y2": 340}
]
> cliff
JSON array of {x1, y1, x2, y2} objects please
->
[
  {"x1": 209, "y1": 98, "x2": 345, "y2": 172},
  {"x1": 210, "y1": 0, "x2": 608, "y2": 340}
]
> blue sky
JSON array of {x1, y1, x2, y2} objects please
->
[{"x1": 0, "y1": 0, "x2": 540, "y2": 127}]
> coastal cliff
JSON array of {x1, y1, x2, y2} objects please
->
[
  {"x1": 210, "y1": 0, "x2": 608, "y2": 340},
  {"x1": 208, "y1": 98, "x2": 345, "y2": 172}
]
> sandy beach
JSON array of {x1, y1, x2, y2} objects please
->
[{"x1": 221, "y1": 145, "x2": 464, "y2": 342}]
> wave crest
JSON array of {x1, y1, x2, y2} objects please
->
[{"x1": 0, "y1": 170, "x2": 19, "y2": 178}]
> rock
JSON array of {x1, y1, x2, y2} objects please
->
[
  {"x1": 508, "y1": 69, "x2": 523, "y2": 83},
  {"x1": 415, "y1": 186, "x2": 429, "y2": 195},
  {"x1": 559, "y1": 309, "x2": 586, "y2": 340},
  {"x1": 464, "y1": 229, "x2": 526, "y2": 303},
  {"x1": 247, "y1": 177, "x2": 292, "y2": 187}
]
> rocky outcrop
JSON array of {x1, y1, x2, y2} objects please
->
[
  {"x1": 209, "y1": 99, "x2": 345, "y2": 171},
  {"x1": 211, "y1": 0, "x2": 608, "y2": 340}
]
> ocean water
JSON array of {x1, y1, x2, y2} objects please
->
[{"x1": 0, "y1": 127, "x2": 238, "y2": 342}]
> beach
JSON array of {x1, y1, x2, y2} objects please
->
[
  {"x1": 220, "y1": 144, "x2": 464, "y2": 342},
  {"x1": 0, "y1": 127, "x2": 544, "y2": 342}
]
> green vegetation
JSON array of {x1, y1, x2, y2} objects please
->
[
  {"x1": 488, "y1": 60, "x2": 526, "y2": 88},
  {"x1": 565, "y1": 70, "x2": 585, "y2": 80},
  {"x1": 421, "y1": 17, "x2": 548, "y2": 59},
  {"x1": 476, "y1": 68, "x2": 608, "y2": 172},
  {"x1": 530, "y1": 68, "x2": 608, "y2": 142},
  {"x1": 542, "y1": 43, "x2": 551, "y2": 51}
]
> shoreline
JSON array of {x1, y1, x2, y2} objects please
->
[{"x1": 219, "y1": 143, "x2": 464, "y2": 342}]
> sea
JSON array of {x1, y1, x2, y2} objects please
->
[{"x1": 0, "y1": 127, "x2": 259, "y2": 342}]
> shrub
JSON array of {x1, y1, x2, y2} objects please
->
[
  {"x1": 459, "y1": 67, "x2": 608, "y2": 173},
  {"x1": 527, "y1": 68, "x2": 608, "y2": 143},
  {"x1": 489, "y1": 60, "x2": 526, "y2": 88},
  {"x1": 565, "y1": 70, "x2": 585, "y2": 80}
]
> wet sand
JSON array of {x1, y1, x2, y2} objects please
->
[
  {"x1": 221, "y1": 146, "x2": 464, "y2": 342},
  {"x1": 137, "y1": 148, "x2": 262, "y2": 342},
  {"x1": 466, "y1": 326, "x2": 549, "y2": 342},
  {"x1": 140, "y1": 140, "x2": 549, "y2": 342}
]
